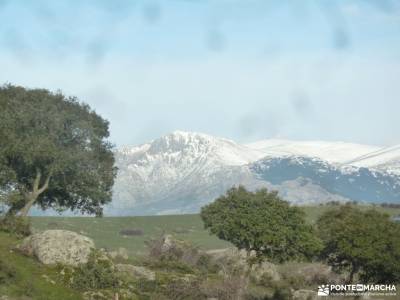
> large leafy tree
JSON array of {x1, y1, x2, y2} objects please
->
[
  {"x1": 316, "y1": 205, "x2": 400, "y2": 283},
  {"x1": 201, "y1": 186, "x2": 322, "y2": 263},
  {"x1": 0, "y1": 84, "x2": 116, "y2": 216}
]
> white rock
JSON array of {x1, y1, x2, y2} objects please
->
[{"x1": 19, "y1": 230, "x2": 95, "y2": 266}]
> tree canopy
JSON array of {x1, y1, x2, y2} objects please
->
[
  {"x1": 316, "y1": 205, "x2": 400, "y2": 283},
  {"x1": 0, "y1": 84, "x2": 116, "y2": 216},
  {"x1": 200, "y1": 186, "x2": 322, "y2": 263}
]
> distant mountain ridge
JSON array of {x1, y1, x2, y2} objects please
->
[
  {"x1": 344, "y1": 145, "x2": 400, "y2": 175},
  {"x1": 246, "y1": 139, "x2": 381, "y2": 163},
  {"x1": 106, "y1": 131, "x2": 400, "y2": 215}
]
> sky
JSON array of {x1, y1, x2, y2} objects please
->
[{"x1": 0, "y1": 0, "x2": 399, "y2": 147}]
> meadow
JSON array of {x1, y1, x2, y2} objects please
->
[{"x1": 30, "y1": 204, "x2": 400, "y2": 258}]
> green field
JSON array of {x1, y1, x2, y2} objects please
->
[
  {"x1": 30, "y1": 205, "x2": 400, "y2": 258},
  {"x1": 31, "y1": 214, "x2": 231, "y2": 257},
  {"x1": 0, "y1": 232, "x2": 83, "y2": 299}
]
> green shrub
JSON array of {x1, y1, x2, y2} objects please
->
[
  {"x1": 286, "y1": 275, "x2": 306, "y2": 290},
  {"x1": 145, "y1": 235, "x2": 218, "y2": 275},
  {"x1": 195, "y1": 253, "x2": 219, "y2": 274},
  {"x1": 257, "y1": 273, "x2": 275, "y2": 288},
  {"x1": 64, "y1": 250, "x2": 120, "y2": 291},
  {"x1": 0, "y1": 215, "x2": 31, "y2": 237},
  {"x1": 317, "y1": 206, "x2": 400, "y2": 283},
  {"x1": 164, "y1": 278, "x2": 206, "y2": 300},
  {"x1": 145, "y1": 259, "x2": 195, "y2": 274},
  {"x1": 0, "y1": 258, "x2": 17, "y2": 285},
  {"x1": 201, "y1": 186, "x2": 322, "y2": 264},
  {"x1": 244, "y1": 286, "x2": 270, "y2": 300},
  {"x1": 271, "y1": 286, "x2": 292, "y2": 300},
  {"x1": 201, "y1": 275, "x2": 249, "y2": 300},
  {"x1": 146, "y1": 235, "x2": 197, "y2": 263}
]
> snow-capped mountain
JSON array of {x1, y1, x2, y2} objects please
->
[
  {"x1": 246, "y1": 139, "x2": 380, "y2": 163},
  {"x1": 251, "y1": 156, "x2": 400, "y2": 204},
  {"x1": 106, "y1": 131, "x2": 400, "y2": 215},
  {"x1": 110, "y1": 131, "x2": 262, "y2": 215},
  {"x1": 345, "y1": 145, "x2": 400, "y2": 175}
]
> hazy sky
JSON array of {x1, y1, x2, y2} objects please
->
[{"x1": 1, "y1": 0, "x2": 399, "y2": 147}]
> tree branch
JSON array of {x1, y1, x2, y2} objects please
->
[
  {"x1": 19, "y1": 169, "x2": 52, "y2": 217},
  {"x1": 32, "y1": 168, "x2": 42, "y2": 192},
  {"x1": 37, "y1": 170, "x2": 52, "y2": 195}
]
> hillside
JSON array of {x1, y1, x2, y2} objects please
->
[
  {"x1": 0, "y1": 232, "x2": 83, "y2": 299},
  {"x1": 31, "y1": 205, "x2": 400, "y2": 258},
  {"x1": 2, "y1": 204, "x2": 400, "y2": 299}
]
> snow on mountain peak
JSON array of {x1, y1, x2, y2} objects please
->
[
  {"x1": 345, "y1": 144, "x2": 400, "y2": 175},
  {"x1": 120, "y1": 131, "x2": 266, "y2": 167},
  {"x1": 118, "y1": 131, "x2": 396, "y2": 170},
  {"x1": 246, "y1": 139, "x2": 381, "y2": 163},
  {"x1": 148, "y1": 131, "x2": 220, "y2": 154}
]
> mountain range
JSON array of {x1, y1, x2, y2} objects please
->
[{"x1": 105, "y1": 131, "x2": 400, "y2": 215}]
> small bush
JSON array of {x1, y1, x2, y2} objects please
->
[
  {"x1": 146, "y1": 234, "x2": 203, "y2": 267},
  {"x1": 284, "y1": 274, "x2": 306, "y2": 290},
  {"x1": 202, "y1": 275, "x2": 249, "y2": 300},
  {"x1": 244, "y1": 285, "x2": 271, "y2": 300},
  {"x1": 147, "y1": 259, "x2": 195, "y2": 274},
  {"x1": 272, "y1": 288, "x2": 292, "y2": 300},
  {"x1": 0, "y1": 258, "x2": 17, "y2": 285},
  {"x1": 196, "y1": 253, "x2": 219, "y2": 274},
  {"x1": 64, "y1": 250, "x2": 120, "y2": 291},
  {"x1": 146, "y1": 235, "x2": 220, "y2": 276},
  {"x1": 165, "y1": 278, "x2": 206, "y2": 300},
  {"x1": 257, "y1": 273, "x2": 275, "y2": 288},
  {"x1": 0, "y1": 215, "x2": 31, "y2": 237}
]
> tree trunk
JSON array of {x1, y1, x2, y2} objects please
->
[
  {"x1": 6, "y1": 204, "x2": 20, "y2": 217},
  {"x1": 348, "y1": 263, "x2": 358, "y2": 284},
  {"x1": 19, "y1": 193, "x2": 38, "y2": 217},
  {"x1": 18, "y1": 168, "x2": 51, "y2": 217}
]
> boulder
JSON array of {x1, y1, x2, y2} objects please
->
[
  {"x1": 160, "y1": 234, "x2": 175, "y2": 253},
  {"x1": 18, "y1": 230, "x2": 95, "y2": 266},
  {"x1": 116, "y1": 264, "x2": 156, "y2": 281}
]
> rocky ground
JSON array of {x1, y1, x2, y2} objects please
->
[{"x1": 0, "y1": 228, "x2": 354, "y2": 300}]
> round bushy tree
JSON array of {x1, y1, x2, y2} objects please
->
[
  {"x1": 201, "y1": 186, "x2": 322, "y2": 263},
  {"x1": 0, "y1": 84, "x2": 116, "y2": 216},
  {"x1": 316, "y1": 205, "x2": 400, "y2": 283}
]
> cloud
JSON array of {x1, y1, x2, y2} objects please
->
[{"x1": 0, "y1": 0, "x2": 399, "y2": 146}]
